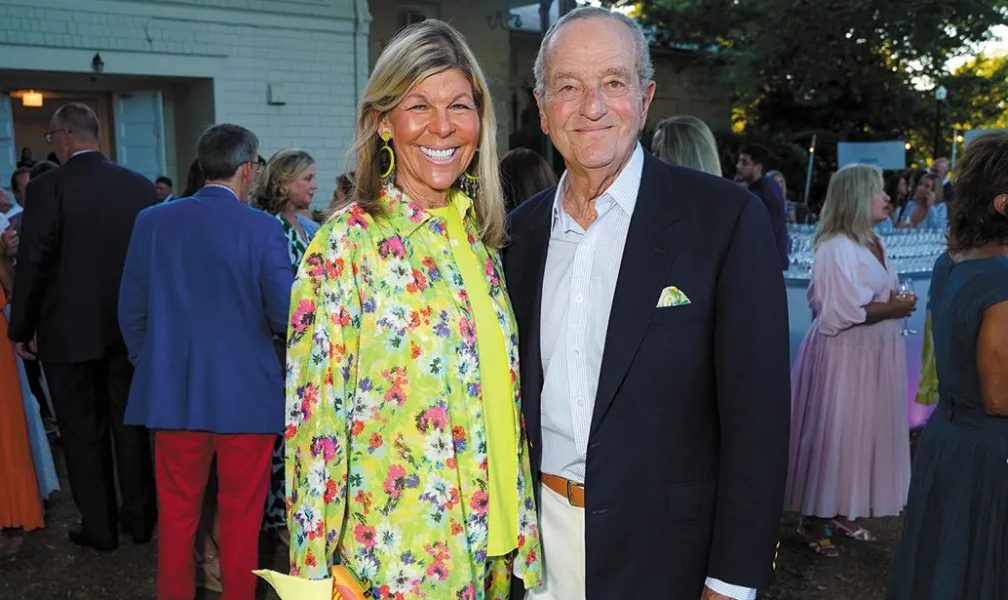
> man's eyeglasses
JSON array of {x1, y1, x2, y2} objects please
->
[{"x1": 43, "y1": 129, "x2": 70, "y2": 144}]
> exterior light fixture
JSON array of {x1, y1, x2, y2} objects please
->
[{"x1": 22, "y1": 90, "x2": 43, "y2": 107}]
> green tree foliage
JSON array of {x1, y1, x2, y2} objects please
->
[{"x1": 616, "y1": 0, "x2": 1008, "y2": 204}]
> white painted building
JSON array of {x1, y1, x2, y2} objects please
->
[
  {"x1": 0, "y1": 0, "x2": 729, "y2": 202},
  {"x1": 0, "y1": 0, "x2": 369, "y2": 202}
]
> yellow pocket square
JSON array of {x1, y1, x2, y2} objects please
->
[{"x1": 657, "y1": 286, "x2": 690, "y2": 308}]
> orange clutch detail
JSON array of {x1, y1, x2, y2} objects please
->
[{"x1": 330, "y1": 566, "x2": 368, "y2": 600}]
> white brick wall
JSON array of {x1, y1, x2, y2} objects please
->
[{"x1": 0, "y1": 0, "x2": 370, "y2": 205}]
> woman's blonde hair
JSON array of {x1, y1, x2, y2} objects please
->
[
  {"x1": 650, "y1": 115, "x2": 722, "y2": 176},
  {"x1": 255, "y1": 149, "x2": 314, "y2": 215},
  {"x1": 814, "y1": 164, "x2": 884, "y2": 249},
  {"x1": 349, "y1": 19, "x2": 506, "y2": 247}
]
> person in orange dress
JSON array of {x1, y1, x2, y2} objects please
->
[{"x1": 0, "y1": 221, "x2": 44, "y2": 556}]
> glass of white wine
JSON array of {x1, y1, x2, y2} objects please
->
[{"x1": 897, "y1": 279, "x2": 917, "y2": 336}]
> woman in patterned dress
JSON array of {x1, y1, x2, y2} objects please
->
[
  {"x1": 257, "y1": 148, "x2": 322, "y2": 538},
  {"x1": 284, "y1": 20, "x2": 542, "y2": 599}
]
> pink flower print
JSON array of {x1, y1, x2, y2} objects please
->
[
  {"x1": 310, "y1": 436, "x2": 337, "y2": 461},
  {"x1": 290, "y1": 299, "x2": 316, "y2": 336},
  {"x1": 470, "y1": 490, "x2": 488, "y2": 515},
  {"x1": 484, "y1": 257, "x2": 500, "y2": 288},
  {"x1": 347, "y1": 205, "x2": 368, "y2": 228},
  {"x1": 383, "y1": 367, "x2": 408, "y2": 406},
  {"x1": 417, "y1": 405, "x2": 449, "y2": 432},
  {"x1": 298, "y1": 383, "x2": 319, "y2": 420},
  {"x1": 458, "y1": 317, "x2": 477, "y2": 346},
  {"x1": 353, "y1": 524, "x2": 377, "y2": 548},
  {"x1": 303, "y1": 254, "x2": 325, "y2": 278},
  {"x1": 426, "y1": 559, "x2": 448, "y2": 581},
  {"x1": 378, "y1": 236, "x2": 407, "y2": 259},
  {"x1": 422, "y1": 542, "x2": 451, "y2": 581},
  {"x1": 457, "y1": 582, "x2": 476, "y2": 600},
  {"x1": 406, "y1": 201, "x2": 427, "y2": 223},
  {"x1": 383, "y1": 464, "x2": 407, "y2": 498}
]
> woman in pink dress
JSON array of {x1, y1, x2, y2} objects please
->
[{"x1": 786, "y1": 164, "x2": 917, "y2": 557}]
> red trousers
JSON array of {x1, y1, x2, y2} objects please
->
[{"x1": 154, "y1": 431, "x2": 274, "y2": 600}]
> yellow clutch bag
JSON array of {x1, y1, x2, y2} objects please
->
[{"x1": 254, "y1": 566, "x2": 368, "y2": 600}]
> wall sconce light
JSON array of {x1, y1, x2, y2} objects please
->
[
  {"x1": 92, "y1": 52, "x2": 104, "y2": 74},
  {"x1": 22, "y1": 89, "x2": 43, "y2": 107}
]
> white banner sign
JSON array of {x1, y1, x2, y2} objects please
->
[
  {"x1": 837, "y1": 141, "x2": 906, "y2": 169},
  {"x1": 964, "y1": 128, "x2": 1008, "y2": 146}
]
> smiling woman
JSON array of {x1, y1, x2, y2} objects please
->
[
  {"x1": 348, "y1": 19, "x2": 507, "y2": 247},
  {"x1": 282, "y1": 18, "x2": 543, "y2": 600}
]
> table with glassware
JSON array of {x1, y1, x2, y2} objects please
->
[{"x1": 785, "y1": 225, "x2": 947, "y2": 428}]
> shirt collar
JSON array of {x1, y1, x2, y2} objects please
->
[
  {"x1": 381, "y1": 184, "x2": 474, "y2": 238},
  {"x1": 71, "y1": 149, "x2": 99, "y2": 159},
  {"x1": 551, "y1": 143, "x2": 643, "y2": 231}
]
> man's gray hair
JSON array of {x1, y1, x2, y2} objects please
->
[
  {"x1": 196, "y1": 124, "x2": 259, "y2": 181},
  {"x1": 52, "y1": 103, "x2": 100, "y2": 143},
  {"x1": 533, "y1": 6, "x2": 653, "y2": 95}
]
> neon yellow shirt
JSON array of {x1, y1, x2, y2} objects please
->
[{"x1": 429, "y1": 191, "x2": 518, "y2": 555}]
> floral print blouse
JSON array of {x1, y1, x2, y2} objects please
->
[{"x1": 284, "y1": 185, "x2": 542, "y2": 599}]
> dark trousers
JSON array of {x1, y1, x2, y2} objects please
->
[
  {"x1": 43, "y1": 354, "x2": 156, "y2": 543},
  {"x1": 22, "y1": 359, "x2": 53, "y2": 421}
]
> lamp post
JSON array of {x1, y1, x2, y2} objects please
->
[{"x1": 934, "y1": 85, "x2": 948, "y2": 158}]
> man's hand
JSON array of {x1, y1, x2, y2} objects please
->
[
  {"x1": 701, "y1": 587, "x2": 734, "y2": 600},
  {"x1": 15, "y1": 339, "x2": 37, "y2": 361}
]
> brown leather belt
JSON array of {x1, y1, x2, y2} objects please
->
[{"x1": 541, "y1": 473, "x2": 585, "y2": 508}]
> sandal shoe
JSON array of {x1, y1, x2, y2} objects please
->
[
  {"x1": 828, "y1": 518, "x2": 876, "y2": 541},
  {"x1": 796, "y1": 522, "x2": 839, "y2": 558}
]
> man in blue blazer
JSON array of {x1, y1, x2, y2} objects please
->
[
  {"x1": 119, "y1": 124, "x2": 294, "y2": 600},
  {"x1": 505, "y1": 8, "x2": 790, "y2": 600}
]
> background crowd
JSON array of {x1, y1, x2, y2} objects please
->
[{"x1": 0, "y1": 6, "x2": 1006, "y2": 600}]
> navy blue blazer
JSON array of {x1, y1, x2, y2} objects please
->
[
  {"x1": 504, "y1": 152, "x2": 790, "y2": 598},
  {"x1": 119, "y1": 185, "x2": 294, "y2": 434}
]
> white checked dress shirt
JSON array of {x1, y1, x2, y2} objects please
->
[{"x1": 538, "y1": 144, "x2": 756, "y2": 600}]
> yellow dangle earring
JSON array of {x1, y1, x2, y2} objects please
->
[{"x1": 379, "y1": 131, "x2": 395, "y2": 188}]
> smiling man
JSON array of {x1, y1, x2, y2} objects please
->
[{"x1": 504, "y1": 7, "x2": 790, "y2": 600}]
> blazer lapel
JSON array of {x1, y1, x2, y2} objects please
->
[{"x1": 590, "y1": 156, "x2": 683, "y2": 434}]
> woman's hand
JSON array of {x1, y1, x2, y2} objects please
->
[
  {"x1": 888, "y1": 292, "x2": 917, "y2": 319},
  {"x1": 2, "y1": 227, "x2": 19, "y2": 259}
]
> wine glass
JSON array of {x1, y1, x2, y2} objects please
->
[{"x1": 896, "y1": 279, "x2": 917, "y2": 336}]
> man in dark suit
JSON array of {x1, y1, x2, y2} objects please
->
[
  {"x1": 9, "y1": 103, "x2": 157, "y2": 551},
  {"x1": 119, "y1": 124, "x2": 293, "y2": 599},
  {"x1": 505, "y1": 8, "x2": 790, "y2": 600}
]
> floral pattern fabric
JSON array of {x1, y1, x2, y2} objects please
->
[
  {"x1": 265, "y1": 213, "x2": 317, "y2": 531},
  {"x1": 285, "y1": 185, "x2": 542, "y2": 599}
]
